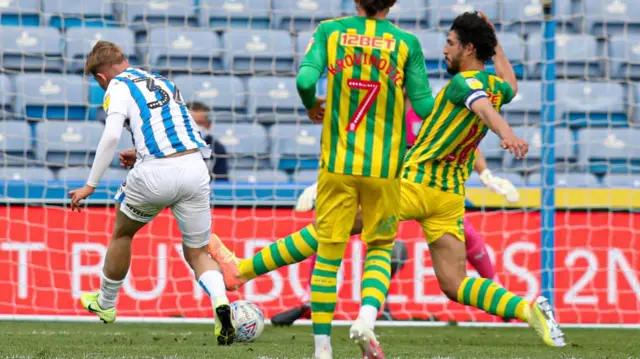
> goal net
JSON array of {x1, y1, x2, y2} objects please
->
[{"x1": 0, "y1": 0, "x2": 638, "y2": 327}]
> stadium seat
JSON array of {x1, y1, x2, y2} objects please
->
[
  {"x1": 15, "y1": 74, "x2": 87, "y2": 121},
  {"x1": 42, "y1": 0, "x2": 117, "y2": 28},
  {"x1": 610, "y1": 35, "x2": 640, "y2": 80},
  {"x1": 0, "y1": 0, "x2": 40, "y2": 26},
  {"x1": 0, "y1": 74, "x2": 13, "y2": 121},
  {"x1": 172, "y1": 75, "x2": 247, "y2": 123},
  {"x1": 124, "y1": 1, "x2": 198, "y2": 31},
  {"x1": 501, "y1": 0, "x2": 576, "y2": 34},
  {"x1": 429, "y1": 0, "x2": 499, "y2": 30},
  {"x1": 477, "y1": 130, "x2": 503, "y2": 169},
  {"x1": 35, "y1": 121, "x2": 103, "y2": 167},
  {"x1": 584, "y1": 0, "x2": 640, "y2": 36},
  {"x1": 222, "y1": 30, "x2": 295, "y2": 74},
  {"x1": 0, "y1": 167, "x2": 55, "y2": 181},
  {"x1": 199, "y1": 0, "x2": 270, "y2": 29},
  {"x1": 270, "y1": 124, "x2": 322, "y2": 171},
  {"x1": 292, "y1": 169, "x2": 318, "y2": 183},
  {"x1": 211, "y1": 122, "x2": 269, "y2": 170},
  {"x1": 635, "y1": 84, "x2": 640, "y2": 125},
  {"x1": 248, "y1": 77, "x2": 305, "y2": 124},
  {"x1": 87, "y1": 78, "x2": 106, "y2": 122},
  {"x1": 603, "y1": 174, "x2": 640, "y2": 188},
  {"x1": 527, "y1": 33, "x2": 601, "y2": 79},
  {"x1": 486, "y1": 33, "x2": 525, "y2": 78},
  {"x1": 505, "y1": 127, "x2": 577, "y2": 172},
  {"x1": 578, "y1": 128, "x2": 640, "y2": 175},
  {"x1": 230, "y1": 169, "x2": 290, "y2": 183},
  {"x1": 527, "y1": 172, "x2": 600, "y2": 187},
  {"x1": 0, "y1": 121, "x2": 35, "y2": 166},
  {"x1": 467, "y1": 171, "x2": 524, "y2": 187},
  {"x1": 501, "y1": 81, "x2": 542, "y2": 126},
  {"x1": 0, "y1": 27, "x2": 63, "y2": 72},
  {"x1": 556, "y1": 81, "x2": 626, "y2": 127},
  {"x1": 147, "y1": 28, "x2": 223, "y2": 74},
  {"x1": 66, "y1": 28, "x2": 137, "y2": 73},
  {"x1": 57, "y1": 167, "x2": 128, "y2": 182},
  {"x1": 296, "y1": 31, "x2": 313, "y2": 67},
  {"x1": 385, "y1": 0, "x2": 428, "y2": 29},
  {"x1": 415, "y1": 31, "x2": 447, "y2": 75},
  {"x1": 271, "y1": 0, "x2": 342, "y2": 31},
  {"x1": 111, "y1": 131, "x2": 135, "y2": 168}
]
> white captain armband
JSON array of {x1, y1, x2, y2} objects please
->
[{"x1": 464, "y1": 90, "x2": 488, "y2": 109}]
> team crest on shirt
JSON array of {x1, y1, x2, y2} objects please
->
[
  {"x1": 376, "y1": 216, "x2": 399, "y2": 237},
  {"x1": 457, "y1": 218, "x2": 465, "y2": 236},
  {"x1": 103, "y1": 94, "x2": 110, "y2": 111},
  {"x1": 465, "y1": 78, "x2": 484, "y2": 90}
]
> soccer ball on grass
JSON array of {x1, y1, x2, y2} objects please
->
[{"x1": 230, "y1": 300, "x2": 265, "y2": 343}]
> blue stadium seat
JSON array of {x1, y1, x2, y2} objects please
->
[
  {"x1": 429, "y1": 0, "x2": 499, "y2": 30},
  {"x1": 501, "y1": 81, "x2": 542, "y2": 126},
  {"x1": 578, "y1": 129, "x2": 640, "y2": 175},
  {"x1": 486, "y1": 33, "x2": 525, "y2": 78},
  {"x1": 271, "y1": 0, "x2": 342, "y2": 31},
  {"x1": 610, "y1": 35, "x2": 640, "y2": 80},
  {"x1": 42, "y1": 0, "x2": 117, "y2": 28},
  {"x1": 199, "y1": 0, "x2": 270, "y2": 29},
  {"x1": 584, "y1": 0, "x2": 640, "y2": 36},
  {"x1": 15, "y1": 74, "x2": 87, "y2": 121},
  {"x1": 248, "y1": 77, "x2": 305, "y2": 124},
  {"x1": 125, "y1": 1, "x2": 198, "y2": 31},
  {"x1": 88, "y1": 78, "x2": 106, "y2": 122},
  {"x1": 635, "y1": 84, "x2": 640, "y2": 124},
  {"x1": 230, "y1": 169, "x2": 290, "y2": 183},
  {"x1": 527, "y1": 172, "x2": 600, "y2": 187},
  {"x1": 296, "y1": 31, "x2": 313, "y2": 66},
  {"x1": 57, "y1": 167, "x2": 128, "y2": 182},
  {"x1": 467, "y1": 171, "x2": 524, "y2": 187},
  {"x1": 527, "y1": 33, "x2": 601, "y2": 79},
  {"x1": 603, "y1": 174, "x2": 640, "y2": 188},
  {"x1": 477, "y1": 130, "x2": 503, "y2": 169},
  {"x1": 222, "y1": 30, "x2": 295, "y2": 73},
  {"x1": 35, "y1": 121, "x2": 103, "y2": 167},
  {"x1": 0, "y1": 121, "x2": 35, "y2": 166},
  {"x1": 148, "y1": 28, "x2": 223, "y2": 74},
  {"x1": 0, "y1": 27, "x2": 63, "y2": 72},
  {"x1": 212, "y1": 123, "x2": 269, "y2": 170},
  {"x1": 415, "y1": 31, "x2": 446, "y2": 75},
  {"x1": 292, "y1": 169, "x2": 318, "y2": 183},
  {"x1": 172, "y1": 75, "x2": 247, "y2": 123},
  {"x1": 0, "y1": 74, "x2": 13, "y2": 121},
  {"x1": 0, "y1": 167, "x2": 55, "y2": 181},
  {"x1": 66, "y1": 28, "x2": 137, "y2": 73},
  {"x1": 270, "y1": 124, "x2": 322, "y2": 171},
  {"x1": 0, "y1": 0, "x2": 40, "y2": 26},
  {"x1": 386, "y1": 0, "x2": 428, "y2": 29},
  {"x1": 111, "y1": 131, "x2": 135, "y2": 167},
  {"x1": 556, "y1": 81, "x2": 626, "y2": 127},
  {"x1": 505, "y1": 127, "x2": 577, "y2": 172},
  {"x1": 502, "y1": 0, "x2": 576, "y2": 34}
]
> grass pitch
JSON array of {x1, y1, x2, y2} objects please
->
[{"x1": 1, "y1": 321, "x2": 638, "y2": 359}]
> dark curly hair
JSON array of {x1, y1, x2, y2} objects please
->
[
  {"x1": 358, "y1": 0, "x2": 397, "y2": 17},
  {"x1": 450, "y1": 12, "x2": 497, "y2": 62}
]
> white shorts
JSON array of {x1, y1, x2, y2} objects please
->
[{"x1": 114, "y1": 152, "x2": 211, "y2": 248}]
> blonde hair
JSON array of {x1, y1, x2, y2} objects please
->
[{"x1": 84, "y1": 40, "x2": 126, "y2": 76}]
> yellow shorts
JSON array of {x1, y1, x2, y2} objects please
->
[
  {"x1": 315, "y1": 168, "x2": 400, "y2": 244},
  {"x1": 398, "y1": 178, "x2": 466, "y2": 244}
]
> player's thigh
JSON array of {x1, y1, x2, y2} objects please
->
[
  {"x1": 418, "y1": 189, "x2": 466, "y2": 245},
  {"x1": 315, "y1": 169, "x2": 359, "y2": 244},
  {"x1": 117, "y1": 168, "x2": 167, "y2": 224},
  {"x1": 396, "y1": 179, "x2": 431, "y2": 223},
  {"x1": 112, "y1": 202, "x2": 148, "y2": 239},
  {"x1": 171, "y1": 163, "x2": 212, "y2": 249},
  {"x1": 429, "y1": 233, "x2": 467, "y2": 298},
  {"x1": 358, "y1": 176, "x2": 401, "y2": 244}
]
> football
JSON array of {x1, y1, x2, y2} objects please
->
[{"x1": 230, "y1": 300, "x2": 265, "y2": 343}]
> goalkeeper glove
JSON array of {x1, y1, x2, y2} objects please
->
[
  {"x1": 479, "y1": 169, "x2": 520, "y2": 203},
  {"x1": 294, "y1": 182, "x2": 318, "y2": 212}
]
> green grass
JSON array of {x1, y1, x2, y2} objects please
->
[{"x1": 1, "y1": 322, "x2": 639, "y2": 359}]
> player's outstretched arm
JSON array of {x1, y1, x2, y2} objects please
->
[
  {"x1": 473, "y1": 150, "x2": 520, "y2": 202},
  {"x1": 69, "y1": 113, "x2": 126, "y2": 211},
  {"x1": 470, "y1": 98, "x2": 528, "y2": 159},
  {"x1": 478, "y1": 11, "x2": 517, "y2": 94}
]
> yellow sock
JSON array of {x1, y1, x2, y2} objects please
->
[
  {"x1": 457, "y1": 277, "x2": 529, "y2": 322},
  {"x1": 311, "y1": 242, "x2": 347, "y2": 336}
]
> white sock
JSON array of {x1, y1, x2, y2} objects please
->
[
  {"x1": 198, "y1": 270, "x2": 229, "y2": 306},
  {"x1": 314, "y1": 335, "x2": 332, "y2": 357},
  {"x1": 358, "y1": 305, "x2": 378, "y2": 329},
  {"x1": 98, "y1": 273, "x2": 124, "y2": 309}
]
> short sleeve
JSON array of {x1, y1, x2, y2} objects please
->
[
  {"x1": 447, "y1": 74, "x2": 488, "y2": 109},
  {"x1": 300, "y1": 23, "x2": 328, "y2": 72},
  {"x1": 499, "y1": 80, "x2": 516, "y2": 105},
  {"x1": 104, "y1": 81, "x2": 131, "y2": 117}
]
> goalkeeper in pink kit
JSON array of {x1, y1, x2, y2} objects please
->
[{"x1": 269, "y1": 98, "x2": 521, "y2": 326}]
